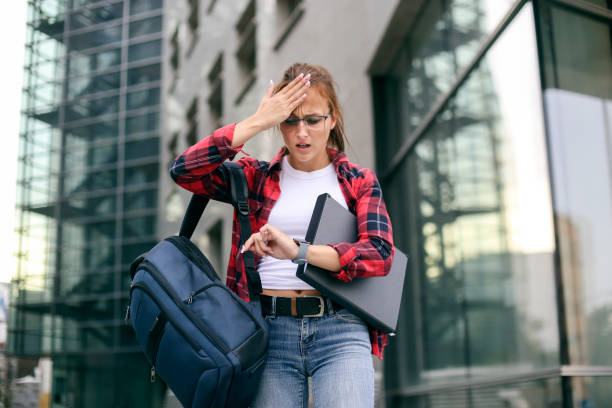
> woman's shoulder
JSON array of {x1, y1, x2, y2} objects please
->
[{"x1": 334, "y1": 152, "x2": 379, "y2": 184}]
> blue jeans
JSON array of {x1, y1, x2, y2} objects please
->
[{"x1": 251, "y1": 306, "x2": 374, "y2": 408}]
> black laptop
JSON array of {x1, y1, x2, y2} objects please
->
[{"x1": 296, "y1": 193, "x2": 408, "y2": 334}]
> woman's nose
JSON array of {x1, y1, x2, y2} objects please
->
[{"x1": 296, "y1": 121, "x2": 308, "y2": 135}]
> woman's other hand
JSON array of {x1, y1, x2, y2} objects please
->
[
  {"x1": 232, "y1": 74, "x2": 311, "y2": 148},
  {"x1": 241, "y1": 224, "x2": 299, "y2": 260}
]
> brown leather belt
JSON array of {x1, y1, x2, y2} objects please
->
[{"x1": 260, "y1": 294, "x2": 340, "y2": 318}]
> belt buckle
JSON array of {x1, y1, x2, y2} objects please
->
[{"x1": 302, "y1": 296, "x2": 325, "y2": 318}]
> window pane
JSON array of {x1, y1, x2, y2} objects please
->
[
  {"x1": 124, "y1": 163, "x2": 158, "y2": 186},
  {"x1": 129, "y1": 15, "x2": 162, "y2": 39},
  {"x1": 122, "y1": 215, "x2": 156, "y2": 238},
  {"x1": 128, "y1": 39, "x2": 161, "y2": 62},
  {"x1": 121, "y1": 241, "x2": 157, "y2": 265},
  {"x1": 63, "y1": 195, "x2": 116, "y2": 219},
  {"x1": 571, "y1": 377, "x2": 612, "y2": 407},
  {"x1": 538, "y1": 2, "x2": 612, "y2": 366},
  {"x1": 64, "y1": 168, "x2": 117, "y2": 194},
  {"x1": 70, "y1": 2, "x2": 123, "y2": 30},
  {"x1": 126, "y1": 87, "x2": 160, "y2": 110},
  {"x1": 65, "y1": 95, "x2": 119, "y2": 123},
  {"x1": 68, "y1": 48, "x2": 121, "y2": 76},
  {"x1": 65, "y1": 119, "x2": 119, "y2": 142},
  {"x1": 67, "y1": 71, "x2": 120, "y2": 99},
  {"x1": 125, "y1": 137, "x2": 159, "y2": 160},
  {"x1": 389, "y1": 377, "x2": 562, "y2": 407},
  {"x1": 125, "y1": 111, "x2": 159, "y2": 135},
  {"x1": 64, "y1": 143, "x2": 118, "y2": 173},
  {"x1": 69, "y1": 25, "x2": 122, "y2": 52},
  {"x1": 127, "y1": 63, "x2": 161, "y2": 86},
  {"x1": 382, "y1": 4, "x2": 559, "y2": 391},
  {"x1": 130, "y1": 0, "x2": 163, "y2": 15},
  {"x1": 123, "y1": 190, "x2": 158, "y2": 212}
]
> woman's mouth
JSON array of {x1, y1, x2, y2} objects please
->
[{"x1": 296, "y1": 144, "x2": 310, "y2": 150}]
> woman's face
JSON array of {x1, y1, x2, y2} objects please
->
[{"x1": 280, "y1": 87, "x2": 336, "y2": 172}]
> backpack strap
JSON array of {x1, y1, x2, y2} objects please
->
[
  {"x1": 178, "y1": 195, "x2": 209, "y2": 239},
  {"x1": 177, "y1": 163, "x2": 262, "y2": 302},
  {"x1": 225, "y1": 162, "x2": 262, "y2": 302}
]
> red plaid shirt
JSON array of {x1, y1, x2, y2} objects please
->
[{"x1": 170, "y1": 123, "x2": 394, "y2": 358}]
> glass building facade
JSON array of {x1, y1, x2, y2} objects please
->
[
  {"x1": 374, "y1": 0, "x2": 612, "y2": 406},
  {"x1": 9, "y1": 0, "x2": 166, "y2": 406}
]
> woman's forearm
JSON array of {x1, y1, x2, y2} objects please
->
[
  {"x1": 232, "y1": 114, "x2": 267, "y2": 148},
  {"x1": 305, "y1": 244, "x2": 341, "y2": 272}
]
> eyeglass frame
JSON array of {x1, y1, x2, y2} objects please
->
[{"x1": 280, "y1": 111, "x2": 332, "y2": 129}]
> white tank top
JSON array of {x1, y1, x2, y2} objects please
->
[{"x1": 258, "y1": 156, "x2": 349, "y2": 290}]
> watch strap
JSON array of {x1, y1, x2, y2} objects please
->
[{"x1": 292, "y1": 241, "x2": 309, "y2": 264}]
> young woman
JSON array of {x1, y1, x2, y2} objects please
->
[{"x1": 170, "y1": 63, "x2": 394, "y2": 407}]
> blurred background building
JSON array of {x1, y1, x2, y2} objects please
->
[{"x1": 8, "y1": 0, "x2": 611, "y2": 407}]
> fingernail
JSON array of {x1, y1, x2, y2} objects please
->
[
  {"x1": 240, "y1": 246, "x2": 245, "y2": 254},
  {"x1": 305, "y1": 73, "x2": 311, "y2": 79},
  {"x1": 306, "y1": 81, "x2": 310, "y2": 87},
  {"x1": 303, "y1": 93, "x2": 307, "y2": 98},
  {"x1": 270, "y1": 79, "x2": 273, "y2": 85},
  {"x1": 298, "y1": 73, "x2": 304, "y2": 78}
]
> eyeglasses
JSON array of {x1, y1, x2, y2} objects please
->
[{"x1": 281, "y1": 113, "x2": 329, "y2": 129}]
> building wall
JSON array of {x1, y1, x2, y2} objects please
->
[{"x1": 159, "y1": 0, "x2": 400, "y2": 274}]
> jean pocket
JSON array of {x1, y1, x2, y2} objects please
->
[{"x1": 334, "y1": 309, "x2": 365, "y2": 325}]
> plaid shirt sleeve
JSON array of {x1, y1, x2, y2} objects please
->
[
  {"x1": 169, "y1": 123, "x2": 243, "y2": 202},
  {"x1": 329, "y1": 170, "x2": 394, "y2": 282}
]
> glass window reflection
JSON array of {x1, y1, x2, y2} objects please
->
[
  {"x1": 69, "y1": 25, "x2": 122, "y2": 52},
  {"x1": 124, "y1": 163, "x2": 158, "y2": 186},
  {"x1": 126, "y1": 87, "x2": 160, "y2": 110},
  {"x1": 65, "y1": 119, "x2": 119, "y2": 143},
  {"x1": 537, "y1": 2, "x2": 612, "y2": 367},
  {"x1": 382, "y1": 3, "x2": 559, "y2": 392},
  {"x1": 125, "y1": 111, "x2": 159, "y2": 135},
  {"x1": 377, "y1": 0, "x2": 516, "y2": 164},
  {"x1": 127, "y1": 63, "x2": 161, "y2": 86},
  {"x1": 68, "y1": 48, "x2": 121, "y2": 76},
  {"x1": 130, "y1": 0, "x2": 163, "y2": 15},
  {"x1": 128, "y1": 39, "x2": 162, "y2": 63},
  {"x1": 70, "y1": 2, "x2": 123, "y2": 30},
  {"x1": 125, "y1": 137, "x2": 159, "y2": 160},
  {"x1": 64, "y1": 95, "x2": 119, "y2": 123},
  {"x1": 129, "y1": 15, "x2": 163, "y2": 39}
]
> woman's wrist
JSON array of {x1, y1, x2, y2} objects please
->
[{"x1": 232, "y1": 114, "x2": 269, "y2": 148}]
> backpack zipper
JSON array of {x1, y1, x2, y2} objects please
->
[
  {"x1": 130, "y1": 282, "x2": 201, "y2": 352},
  {"x1": 183, "y1": 281, "x2": 265, "y2": 332}
]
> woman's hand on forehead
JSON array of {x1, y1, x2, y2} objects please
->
[
  {"x1": 233, "y1": 73, "x2": 311, "y2": 148},
  {"x1": 254, "y1": 73, "x2": 311, "y2": 129}
]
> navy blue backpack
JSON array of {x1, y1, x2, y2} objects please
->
[{"x1": 127, "y1": 162, "x2": 268, "y2": 407}]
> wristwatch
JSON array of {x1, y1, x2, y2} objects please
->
[{"x1": 291, "y1": 239, "x2": 310, "y2": 265}]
